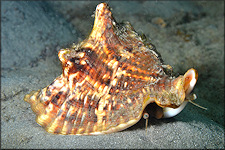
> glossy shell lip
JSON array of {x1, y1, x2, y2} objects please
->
[
  {"x1": 184, "y1": 68, "x2": 198, "y2": 96},
  {"x1": 163, "y1": 101, "x2": 188, "y2": 118},
  {"x1": 162, "y1": 68, "x2": 198, "y2": 118}
]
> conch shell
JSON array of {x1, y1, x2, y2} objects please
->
[{"x1": 24, "y1": 3, "x2": 198, "y2": 135}]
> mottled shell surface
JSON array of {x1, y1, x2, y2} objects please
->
[{"x1": 24, "y1": 3, "x2": 197, "y2": 135}]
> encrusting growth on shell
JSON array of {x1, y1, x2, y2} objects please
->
[{"x1": 24, "y1": 3, "x2": 198, "y2": 135}]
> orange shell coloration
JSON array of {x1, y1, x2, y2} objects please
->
[{"x1": 24, "y1": 3, "x2": 198, "y2": 135}]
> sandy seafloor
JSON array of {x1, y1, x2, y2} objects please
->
[{"x1": 1, "y1": 1, "x2": 224, "y2": 149}]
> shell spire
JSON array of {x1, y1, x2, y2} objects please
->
[
  {"x1": 24, "y1": 3, "x2": 198, "y2": 135},
  {"x1": 90, "y1": 3, "x2": 114, "y2": 39}
]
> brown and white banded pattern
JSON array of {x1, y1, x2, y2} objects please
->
[{"x1": 24, "y1": 3, "x2": 198, "y2": 135}]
